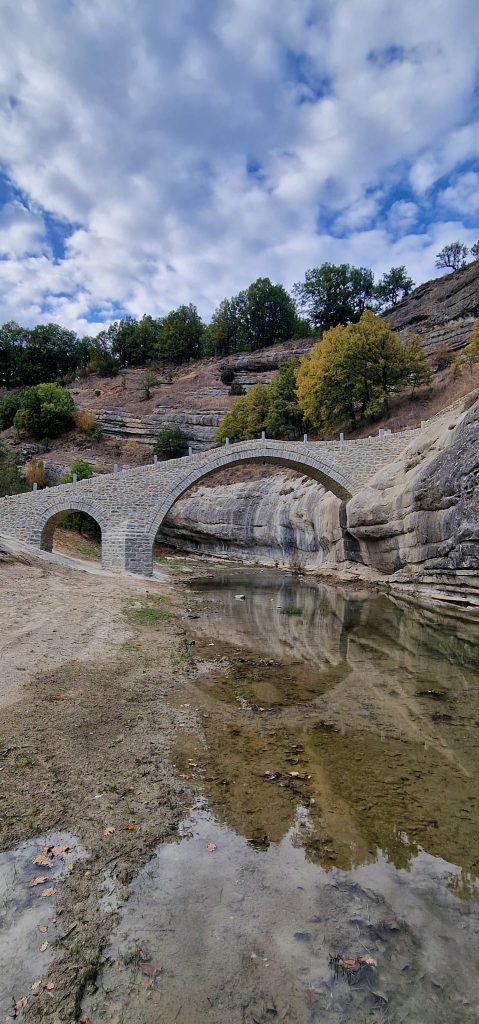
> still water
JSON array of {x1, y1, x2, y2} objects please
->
[{"x1": 85, "y1": 570, "x2": 479, "y2": 1024}]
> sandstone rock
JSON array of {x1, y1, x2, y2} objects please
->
[{"x1": 384, "y1": 258, "x2": 479, "y2": 357}]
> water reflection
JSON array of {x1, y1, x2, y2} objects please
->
[{"x1": 86, "y1": 569, "x2": 479, "y2": 1024}]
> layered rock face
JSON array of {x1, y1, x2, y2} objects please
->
[
  {"x1": 384, "y1": 258, "x2": 479, "y2": 357},
  {"x1": 344, "y1": 397, "x2": 479, "y2": 576},
  {"x1": 159, "y1": 472, "x2": 331, "y2": 569}
]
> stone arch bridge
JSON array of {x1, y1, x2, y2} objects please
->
[{"x1": 0, "y1": 431, "x2": 419, "y2": 575}]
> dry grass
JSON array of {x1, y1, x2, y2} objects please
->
[{"x1": 24, "y1": 457, "x2": 46, "y2": 488}]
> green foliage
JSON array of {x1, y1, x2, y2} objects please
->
[
  {"x1": 296, "y1": 311, "x2": 425, "y2": 430},
  {"x1": 0, "y1": 321, "x2": 79, "y2": 388},
  {"x1": 457, "y1": 322, "x2": 479, "y2": 374},
  {"x1": 204, "y1": 278, "x2": 297, "y2": 357},
  {"x1": 229, "y1": 382, "x2": 246, "y2": 396},
  {"x1": 403, "y1": 334, "x2": 431, "y2": 395},
  {"x1": 293, "y1": 263, "x2": 375, "y2": 333},
  {"x1": 216, "y1": 359, "x2": 304, "y2": 442},
  {"x1": 471, "y1": 241, "x2": 479, "y2": 260},
  {"x1": 62, "y1": 458, "x2": 94, "y2": 483},
  {"x1": 220, "y1": 365, "x2": 235, "y2": 385},
  {"x1": 0, "y1": 391, "x2": 24, "y2": 430},
  {"x1": 13, "y1": 383, "x2": 75, "y2": 438},
  {"x1": 375, "y1": 266, "x2": 415, "y2": 308},
  {"x1": 154, "y1": 426, "x2": 188, "y2": 459},
  {"x1": 435, "y1": 242, "x2": 469, "y2": 272},
  {"x1": 0, "y1": 441, "x2": 25, "y2": 497},
  {"x1": 158, "y1": 304, "x2": 204, "y2": 363}
]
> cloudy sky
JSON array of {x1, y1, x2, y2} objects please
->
[{"x1": 1, "y1": 0, "x2": 479, "y2": 335}]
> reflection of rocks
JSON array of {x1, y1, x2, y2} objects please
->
[{"x1": 187, "y1": 577, "x2": 479, "y2": 876}]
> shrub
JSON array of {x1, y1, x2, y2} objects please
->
[
  {"x1": 75, "y1": 409, "x2": 103, "y2": 440},
  {"x1": 62, "y1": 458, "x2": 94, "y2": 483},
  {"x1": 13, "y1": 383, "x2": 75, "y2": 438},
  {"x1": 24, "y1": 457, "x2": 47, "y2": 488},
  {"x1": 220, "y1": 366, "x2": 235, "y2": 385},
  {"x1": 229, "y1": 382, "x2": 246, "y2": 396},
  {"x1": 154, "y1": 426, "x2": 188, "y2": 459},
  {"x1": 0, "y1": 391, "x2": 24, "y2": 431}
]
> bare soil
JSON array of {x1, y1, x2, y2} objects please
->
[{"x1": 0, "y1": 556, "x2": 199, "y2": 1022}]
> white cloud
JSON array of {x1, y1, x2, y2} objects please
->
[
  {"x1": 0, "y1": 0, "x2": 478, "y2": 332},
  {"x1": 438, "y1": 171, "x2": 479, "y2": 217}
]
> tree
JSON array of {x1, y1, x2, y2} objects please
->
[
  {"x1": 244, "y1": 277, "x2": 297, "y2": 351},
  {"x1": 202, "y1": 294, "x2": 249, "y2": 357},
  {"x1": 295, "y1": 311, "x2": 420, "y2": 429},
  {"x1": 215, "y1": 360, "x2": 304, "y2": 442},
  {"x1": 403, "y1": 334, "x2": 431, "y2": 396},
  {"x1": 458, "y1": 322, "x2": 479, "y2": 374},
  {"x1": 13, "y1": 383, "x2": 75, "y2": 438},
  {"x1": 435, "y1": 242, "x2": 468, "y2": 272},
  {"x1": 154, "y1": 426, "x2": 188, "y2": 459},
  {"x1": 158, "y1": 305, "x2": 204, "y2": 363},
  {"x1": 0, "y1": 391, "x2": 24, "y2": 430},
  {"x1": 0, "y1": 441, "x2": 24, "y2": 496},
  {"x1": 293, "y1": 263, "x2": 375, "y2": 333},
  {"x1": 470, "y1": 241, "x2": 479, "y2": 259},
  {"x1": 375, "y1": 266, "x2": 414, "y2": 308}
]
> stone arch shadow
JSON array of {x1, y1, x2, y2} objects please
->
[{"x1": 141, "y1": 444, "x2": 353, "y2": 574}]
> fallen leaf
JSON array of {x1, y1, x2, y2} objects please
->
[
  {"x1": 38, "y1": 925, "x2": 48, "y2": 934},
  {"x1": 32, "y1": 855, "x2": 53, "y2": 867},
  {"x1": 14, "y1": 997, "x2": 28, "y2": 1011},
  {"x1": 122, "y1": 822, "x2": 136, "y2": 831},
  {"x1": 28, "y1": 876, "x2": 48, "y2": 887},
  {"x1": 207, "y1": 842, "x2": 217, "y2": 851},
  {"x1": 43, "y1": 982, "x2": 55, "y2": 991},
  {"x1": 357, "y1": 955, "x2": 378, "y2": 967},
  {"x1": 81, "y1": 1016, "x2": 92, "y2": 1024},
  {"x1": 51, "y1": 844, "x2": 72, "y2": 856},
  {"x1": 103, "y1": 825, "x2": 116, "y2": 836},
  {"x1": 41, "y1": 887, "x2": 57, "y2": 898},
  {"x1": 139, "y1": 949, "x2": 149, "y2": 962},
  {"x1": 31, "y1": 980, "x2": 42, "y2": 992},
  {"x1": 40, "y1": 942, "x2": 49, "y2": 952}
]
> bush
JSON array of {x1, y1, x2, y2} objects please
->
[
  {"x1": 153, "y1": 427, "x2": 188, "y2": 459},
  {"x1": 229, "y1": 382, "x2": 246, "y2": 396},
  {"x1": 220, "y1": 366, "x2": 235, "y2": 385},
  {"x1": 13, "y1": 383, "x2": 75, "y2": 438},
  {"x1": 75, "y1": 409, "x2": 103, "y2": 440},
  {"x1": 0, "y1": 391, "x2": 24, "y2": 430},
  {"x1": 24, "y1": 457, "x2": 47, "y2": 488},
  {"x1": 0, "y1": 441, "x2": 25, "y2": 496},
  {"x1": 62, "y1": 458, "x2": 94, "y2": 483}
]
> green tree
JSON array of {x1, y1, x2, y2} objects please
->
[
  {"x1": 0, "y1": 391, "x2": 24, "y2": 430},
  {"x1": 215, "y1": 360, "x2": 304, "y2": 442},
  {"x1": 404, "y1": 334, "x2": 431, "y2": 395},
  {"x1": 244, "y1": 277, "x2": 297, "y2": 351},
  {"x1": 0, "y1": 322, "x2": 29, "y2": 387},
  {"x1": 296, "y1": 311, "x2": 419, "y2": 429},
  {"x1": 158, "y1": 305, "x2": 204, "y2": 363},
  {"x1": 458, "y1": 322, "x2": 479, "y2": 374},
  {"x1": 0, "y1": 441, "x2": 25, "y2": 496},
  {"x1": 154, "y1": 426, "x2": 189, "y2": 459},
  {"x1": 435, "y1": 242, "x2": 468, "y2": 272},
  {"x1": 293, "y1": 263, "x2": 375, "y2": 333},
  {"x1": 13, "y1": 383, "x2": 75, "y2": 438},
  {"x1": 470, "y1": 241, "x2": 479, "y2": 260},
  {"x1": 375, "y1": 266, "x2": 415, "y2": 308},
  {"x1": 203, "y1": 294, "x2": 249, "y2": 357}
]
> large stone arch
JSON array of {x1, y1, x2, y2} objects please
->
[{"x1": 140, "y1": 442, "x2": 353, "y2": 573}]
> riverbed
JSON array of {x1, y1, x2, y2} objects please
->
[{"x1": 1, "y1": 561, "x2": 478, "y2": 1023}]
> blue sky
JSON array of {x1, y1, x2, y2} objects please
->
[{"x1": 0, "y1": 0, "x2": 478, "y2": 335}]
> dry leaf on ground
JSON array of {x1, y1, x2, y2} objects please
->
[
  {"x1": 32, "y1": 855, "x2": 52, "y2": 867},
  {"x1": 31, "y1": 980, "x2": 42, "y2": 992},
  {"x1": 43, "y1": 982, "x2": 55, "y2": 991},
  {"x1": 122, "y1": 822, "x2": 136, "y2": 831},
  {"x1": 38, "y1": 924, "x2": 48, "y2": 934},
  {"x1": 39, "y1": 942, "x2": 49, "y2": 952},
  {"x1": 51, "y1": 844, "x2": 72, "y2": 856},
  {"x1": 14, "y1": 997, "x2": 28, "y2": 1011},
  {"x1": 103, "y1": 825, "x2": 116, "y2": 836},
  {"x1": 41, "y1": 887, "x2": 57, "y2": 898},
  {"x1": 28, "y1": 876, "x2": 48, "y2": 887},
  {"x1": 207, "y1": 842, "x2": 217, "y2": 851}
]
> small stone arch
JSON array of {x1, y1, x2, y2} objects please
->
[
  {"x1": 36, "y1": 499, "x2": 107, "y2": 554},
  {"x1": 144, "y1": 442, "x2": 353, "y2": 568}
]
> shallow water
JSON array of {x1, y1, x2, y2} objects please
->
[{"x1": 85, "y1": 570, "x2": 479, "y2": 1023}]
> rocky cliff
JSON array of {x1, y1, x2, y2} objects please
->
[{"x1": 384, "y1": 258, "x2": 479, "y2": 357}]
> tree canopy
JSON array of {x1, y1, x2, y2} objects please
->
[
  {"x1": 13, "y1": 383, "x2": 75, "y2": 438},
  {"x1": 215, "y1": 359, "x2": 304, "y2": 442},
  {"x1": 296, "y1": 311, "x2": 430, "y2": 429},
  {"x1": 293, "y1": 263, "x2": 375, "y2": 333},
  {"x1": 204, "y1": 278, "x2": 298, "y2": 357}
]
